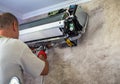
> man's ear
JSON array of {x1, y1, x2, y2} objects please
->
[{"x1": 12, "y1": 21, "x2": 17, "y2": 32}]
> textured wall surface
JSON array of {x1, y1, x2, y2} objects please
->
[{"x1": 24, "y1": 0, "x2": 120, "y2": 84}]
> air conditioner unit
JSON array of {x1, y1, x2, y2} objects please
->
[{"x1": 19, "y1": 5, "x2": 88, "y2": 47}]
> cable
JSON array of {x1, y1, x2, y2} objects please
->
[{"x1": 41, "y1": 76, "x2": 44, "y2": 84}]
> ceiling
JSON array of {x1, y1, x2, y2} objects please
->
[{"x1": 0, "y1": 0, "x2": 90, "y2": 24}]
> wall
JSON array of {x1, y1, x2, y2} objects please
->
[{"x1": 24, "y1": 0, "x2": 120, "y2": 84}]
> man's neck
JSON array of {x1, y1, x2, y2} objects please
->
[{"x1": 0, "y1": 30, "x2": 10, "y2": 38}]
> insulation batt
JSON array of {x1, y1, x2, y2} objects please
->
[{"x1": 24, "y1": 0, "x2": 120, "y2": 84}]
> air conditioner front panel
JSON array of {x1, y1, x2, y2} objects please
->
[
  {"x1": 19, "y1": 20, "x2": 64, "y2": 42},
  {"x1": 19, "y1": 27, "x2": 63, "y2": 42}
]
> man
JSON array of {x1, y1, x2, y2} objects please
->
[{"x1": 0, "y1": 13, "x2": 49, "y2": 84}]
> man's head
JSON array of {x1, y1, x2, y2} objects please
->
[{"x1": 0, "y1": 13, "x2": 19, "y2": 39}]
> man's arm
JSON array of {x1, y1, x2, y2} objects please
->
[
  {"x1": 20, "y1": 42, "x2": 49, "y2": 78},
  {"x1": 38, "y1": 55, "x2": 49, "y2": 75}
]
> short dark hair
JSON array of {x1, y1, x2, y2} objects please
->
[{"x1": 0, "y1": 13, "x2": 18, "y2": 29}]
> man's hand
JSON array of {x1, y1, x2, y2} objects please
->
[
  {"x1": 37, "y1": 50, "x2": 47, "y2": 60},
  {"x1": 37, "y1": 50, "x2": 49, "y2": 75}
]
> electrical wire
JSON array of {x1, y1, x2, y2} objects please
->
[{"x1": 41, "y1": 76, "x2": 44, "y2": 84}]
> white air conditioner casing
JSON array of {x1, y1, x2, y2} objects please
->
[
  {"x1": 19, "y1": 5, "x2": 88, "y2": 47},
  {"x1": 20, "y1": 20, "x2": 64, "y2": 42}
]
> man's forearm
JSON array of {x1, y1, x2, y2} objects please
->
[{"x1": 39, "y1": 55, "x2": 49, "y2": 75}]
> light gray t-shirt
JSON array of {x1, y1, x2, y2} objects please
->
[{"x1": 0, "y1": 37, "x2": 45, "y2": 84}]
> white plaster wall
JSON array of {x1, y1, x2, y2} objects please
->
[{"x1": 24, "y1": 0, "x2": 120, "y2": 84}]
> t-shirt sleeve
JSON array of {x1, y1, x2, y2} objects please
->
[{"x1": 20, "y1": 44, "x2": 45, "y2": 78}]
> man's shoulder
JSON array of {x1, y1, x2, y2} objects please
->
[
  {"x1": 12, "y1": 38, "x2": 27, "y2": 47},
  {"x1": 1, "y1": 38, "x2": 28, "y2": 55},
  {"x1": 4, "y1": 38, "x2": 27, "y2": 48},
  {"x1": 8, "y1": 38, "x2": 24, "y2": 44}
]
